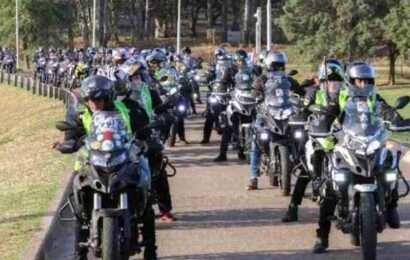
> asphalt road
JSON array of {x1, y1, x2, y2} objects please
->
[{"x1": 40, "y1": 101, "x2": 410, "y2": 260}]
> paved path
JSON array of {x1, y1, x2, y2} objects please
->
[{"x1": 156, "y1": 103, "x2": 410, "y2": 260}]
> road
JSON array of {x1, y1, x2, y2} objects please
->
[{"x1": 40, "y1": 102, "x2": 410, "y2": 260}]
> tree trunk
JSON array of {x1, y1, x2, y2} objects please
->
[
  {"x1": 388, "y1": 43, "x2": 399, "y2": 86},
  {"x1": 207, "y1": 0, "x2": 213, "y2": 28},
  {"x1": 222, "y1": 0, "x2": 228, "y2": 41}
]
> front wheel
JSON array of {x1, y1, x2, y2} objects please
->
[
  {"x1": 278, "y1": 146, "x2": 291, "y2": 196},
  {"x1": 102, "y1": 217, "x2": 122, "y2": 260},
  {"x1": 168, "y1": 123, "x2": 177, "y2": 147},
  {"x1": 360, "y1": 192, "x2": 377, "y2": 260}
]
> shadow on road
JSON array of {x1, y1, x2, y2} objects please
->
[
  {"x1": 160, "y1": 240, "x2": 410, "y2": 260},
  {"x1": 157, "y1": 207, "x2": 318, "y2": 231}
]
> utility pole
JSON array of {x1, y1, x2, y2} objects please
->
[
  {"x1": 243, "y1": 0, "x2": 250, "y2": 44},
  {"x1": 92, "y1": 0, "x2": 97, "y2": 47},
  {"x1": 177, "y1": 0, "x2": 181, "y2": 53},
  {"x1": 255, "y1": 7, "x2": 262, "y2": 55},
  {"x1": 266, "y1": 0, "x2": 272, "y2": 51},
  {"x1": 15, "y1": 0, "x2": 19, "y2": 70}
]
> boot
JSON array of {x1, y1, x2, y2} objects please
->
[
  {"x1": 214, "y1": 154, "x2": 227, "y2": 162},
  {"x1": 144, "y1": 246, "x2": 158, "y2": 260},
  {"x1": 385, "y1": 207, "x2": 400, "y2": 229},
  {"x1": 312, "y1": 229, "x2": 329, "y2": 254},
  {"x1": 200, "y1": 139, "x2": 210, "y2": 144},
  {"x1": 246, "y1": 178, "x2": 258, "y2": 190},
  {"x1": 282, "y1": 204, "x2": 298, "y2": 222},
  {"x1": 238, "y1": 150, "x2": 246, "y2": 161}
]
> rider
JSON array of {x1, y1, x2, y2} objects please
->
[
  {"x1": 116, "y1": 61, "x2": 178, "y2": 222},
  {"x1": 312, "y1": 62, "x2": 402, "y2": 254},
  {"x1": 246, "y1": 51, "x2": 302, "y2": 189},
  {"x1": 53, "y1": 75, "x2": 158, "y2": 260},
  {"x1": 281, "y1": 59, "x2": 343, "y2": 219},
  {"x1": 214, "y1": 49, "x2": 254, "y2": 162}
]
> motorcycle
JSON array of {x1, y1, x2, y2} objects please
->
[
  {"x1": 226, "y1": 71, "x2": 262, "y2": 159},
  {"x1": 207, "y1": 80, "x2": 231, "y2": 133},
  {"x1": 253, "y1": 77, "x2": 298, "y2": 195},
  {"x1": 159, "y1": 73, "x2": 189, "y2": 147},
  {"x1": 2, "y1": 54, "x2": 16, "y2": 74},
  {"x1": 57, "y1": 111, "x2": 154, "y2": 260},
  {"x1": 325, "y1": 91, "x2": 410, "y2": 260}
]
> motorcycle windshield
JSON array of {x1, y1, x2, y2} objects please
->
[
  {"x1": 85, "y1": 111, "x2": 131, "y2": 154},
  {"x1": 234, "y1": 88, "x2": 261, "y2": 104},
  {"x1": 64, "y1": 90, "x2": 82, "y2": 122},
  {"x1": 264, "y1": 83, "x2": 291, "y2": 108},
  {"x1": 212, "y1": 80, "x2": 228, "y2": 93},
  {"x1": 342, "y1": 96, "x2": 382, "y2": 138}
]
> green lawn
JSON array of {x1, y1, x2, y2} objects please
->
[{"x1": 0, "y1": 85, "x2": 73, "y2": 260}]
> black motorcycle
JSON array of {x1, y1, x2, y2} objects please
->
[{"x1": 57, "y1": 111, "x2": 154, "y2": 260}]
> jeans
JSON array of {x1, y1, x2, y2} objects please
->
[
  {"x1": 138, "y1": 156, "x2": 151, "y2": 191},
  {"x1": 249, "y1": 138, "x2": 261, "y2": 179}
]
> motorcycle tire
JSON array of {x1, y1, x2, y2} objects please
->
[
  {"x1": 168, "y1": 124, "x2": 177, "y2": 147},
  {"x1": 278, "y1": 146, "x2": 291, "y2": 196},
  {"x1": 360, "y1": 192, "x2": 377, "y2": 260},
  {"x1": 102, "y1": 217, "x2": 122, "y2": 260}
]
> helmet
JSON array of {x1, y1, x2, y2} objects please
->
[
  {"x1": 214, "y1": 47, "x2": 226, "y2": 57},
  {"x1": 264, "y1": 51, "x2": 287, "y2": 71},
  {"x1": 318, "y1": 59, "x2": 344, "y2": 81},
  {"x1": 80, "y1": 75, "x2": 114, "y2": 101},
  {"x1": 146, "y1": 50, "x2": 166, "y2": 66},
  {"x1": 112, "y1": 49, "x2": 126, "y2": 64},
  {"x1": 258, "y1": 50, "x2": 268, "y2": 65},
  {"x1": 182, "y1": 46, "x2": 191, "y2": 55},
  {"x1": 347, "y1": 62, "x2": 375, "y2": 81},
  {"x1": 167, "y1": 46, "x2": 176, "y2": 55},
  {"x1": 233, "y1": 49, "x2": 248, "y2": 65}
]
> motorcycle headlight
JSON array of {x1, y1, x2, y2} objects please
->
[
  {"x1": 366, "y1": 140, "x2": 381, "y2": 155},
  {"x1": 385, "y1": 170, "x2": 398, "y2": 182},
  {"x1": 294, "y1": 130, "x2": 303, "y2": 139},
  {"x1": 169, "y1": 87, "x2": 178, "y2": 95},
  {"x1": 209, "y1": 96, "x2": 218, "y2": 104},
  {"x1": 194, "y1": 75, "x2": 201, "y2": 81},
  {"x1": 242, "y1": 74, "x2": 250, "y2": 81},
  {"x1": 260, "y1": 132, "x2": 270, "y2": 141},
  {"x1": 334, "y1": 172, "x2": 346, "y2": 183},
  {"x1": 177, "y1": 104, "x2": 186, "y2": 113}
]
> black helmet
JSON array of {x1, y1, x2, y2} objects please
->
[
  {"x1": 182, "y1": 46, "x2": 191, "y2": 55},
  {"x1": 80, "y1": 75, "x2": 114, "y2": 101},
  {"x1": 233, "y1": 49, "x2": 248, "y2": 66}
]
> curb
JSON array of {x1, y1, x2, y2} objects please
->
[{"x1": 22, "y1": 172, "x2": 74, "y2": 260}]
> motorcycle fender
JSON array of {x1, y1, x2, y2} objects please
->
[
  {"x1": 353, "y1": 184, "x2": 377, "y2": 192},
  {"x1": 91, "y1": 208, "x2": 131, "y2": 248}
]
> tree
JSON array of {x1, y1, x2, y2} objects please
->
[{"x1": 384, "y1": 0, "x2": 410, "y2": 84}]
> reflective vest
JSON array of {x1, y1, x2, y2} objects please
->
[{"x1": 80, "y1": 100, "x2": 132, "y2": 135}]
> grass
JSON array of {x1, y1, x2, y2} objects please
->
[
  {"x1": 0, "y1": 85, "x2": 73, "y2": 260},
  {"x1": 379, "y1": 88, "x2": 410, "y2": 143}
]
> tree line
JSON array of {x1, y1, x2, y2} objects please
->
[{"x1": 0, "y1": 0, "x2": 408, "y2": 84}]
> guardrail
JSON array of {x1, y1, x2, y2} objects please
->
[{"x1": 0, "y1": 70, "x2": 70, "y2": 103}]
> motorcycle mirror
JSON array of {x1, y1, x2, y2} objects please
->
[
  {"x1": 288, "y1": 70, "x2": 298, "y2": 76},
  {"x1": 160, "y1": 76, "x2": 168, "y2": 82},
  {"x1": 55, "y1": 121, "x2": 77, "y2": 132},
  {"x1": 394, "y1": 96, "x2": 410, "y2": 110}
]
